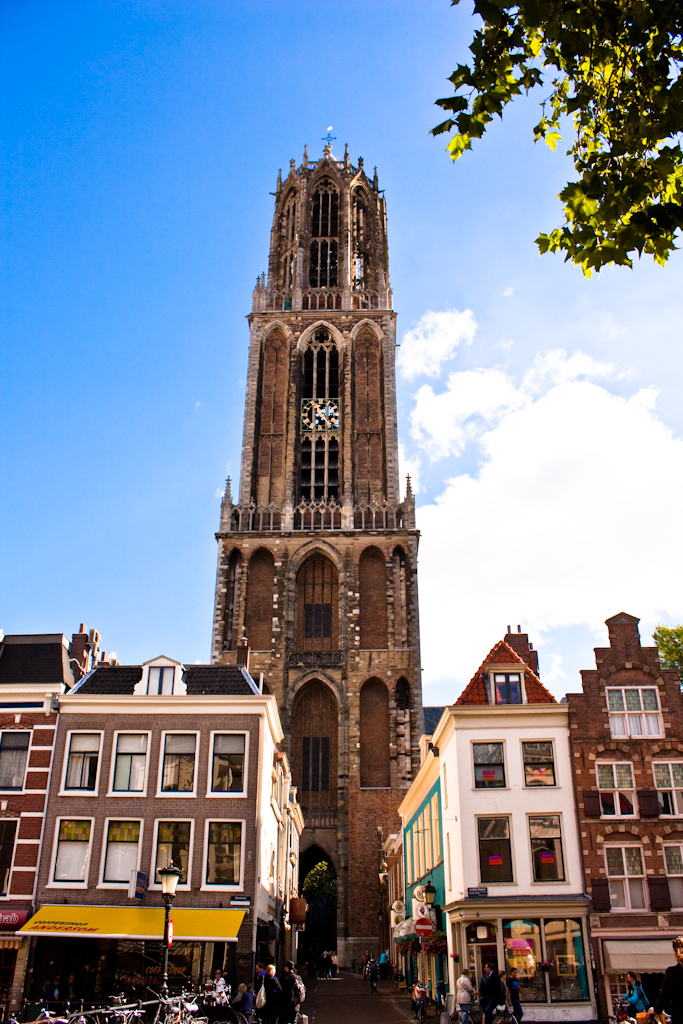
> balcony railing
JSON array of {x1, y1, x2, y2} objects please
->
[
  {"x1": 288, "y1": 651, "x2": 343, "y2": 668},
  {"x1": 221, "y1": 496, "x2": 413, "y2": 533}
]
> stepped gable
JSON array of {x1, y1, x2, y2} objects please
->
[{"x1": 455, "y1": 639, "x2": 556, "y2": 705}]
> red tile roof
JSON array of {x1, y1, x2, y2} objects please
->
[{"x1": 455, "y1": 639, "x2": 557, "y2": 706}]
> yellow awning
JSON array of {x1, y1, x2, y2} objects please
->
[
  {"x1": 19, "y1": 906, "x2": 246, "y2": 942},
  {"x1": 603, "y1": 939, "x2": 676, "y2": 973}
]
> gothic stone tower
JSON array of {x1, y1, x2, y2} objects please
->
[{"x1": 211, "y1": 142, "x2": 424, "y2": 963}]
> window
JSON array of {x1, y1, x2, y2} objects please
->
[
  {"x1": 605, "y1": 845, "x2": 646, "y2": 909},
  {"x1": 112, "y1": 734, "x2": 148, "y2": 792},
  {"x1": 424, "y1": 805, "x2": 433, "y2": 871},
  {"x1": 473, "y1": 743, "x2": 506, "y2": 788},
  {"x1": 529, "y1": 815, "x2": 565, "y2": 881},
  {"x1": 653, "y1": 762, "x2": 683, "y2": 816},
  {"x1": 503, "y1": 919, "x2": 545, "y2": 1002},
  {"x1": 487, "y1": 673, "x2": 523, "y2": 705},
  {"x1": 0, "y1": 732, "x2": 30, "y2": 790},
  {"x1": 543, "y1": 919, "x2": 589, "y2": 1003},
  {"x1": 103, "y1": 821, "x2": 140, "y2": 883},
  {"x1": 161, "y1": 734, "x2": 196, "y2": 792},
  {"x1": 0, "y1": 821, "x2": 17, "y2": 894},
  {"x1": 522, "y1": 742, "x2": 556, "y2": 787},
  {"x1": 478, "y1": 816, "x2": 513, "y2": 883},
  {"x1": 406, "y1": 834, "x2": 413, "y2": 885},
  {"x1": 54, "y1": 820, "x2": 91, "y2": 883},
  {"x1": 211, "y1": 734, "x2": 246, "y2": 793},
  {"x1": 596, "y1": 763, "x2": 636, "y2": 816},
  {"x1": 147, "y1": 666, "x2": 175, "y2": 695},
  {"x1": 205, "y1": 821, "x2": 242, "y2": 886},
  {"x1": 446, "y1": 832, "x2": 452, "y2": 890},
  {"x1": 412, "y1": 825, "x2": 419, "y2": 882},
  {"x1": 65, "y1": 734, "x2": 100, "y2": 791},
  {"x1": 301, "y1": 737, "x2": 329, "y2": 792},
  {"x1": 607, "y1": 687, "x2": 662, "y2": 738},
  {"x1": 155, "y1": 822, "x2": 191, "y2": 885},
  {"x1": 443, "y1": 765, "x2": 448, "y2": 807},
  {"x1": 664, "y1": 844, "x2": 683, "y2": 908},
  {"x1": 418, "y1": 814, "x2": 426, "y2": 877},
  {"x1": 431, "y1": 794, "x2": 441, "y2": 863}
]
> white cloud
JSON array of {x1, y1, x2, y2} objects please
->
[
  {"x1": 503, "y1": 286, "x2": 514, "y2": 297},
  {"x1": 414, "y1": 356, "x2": 683, "y2": 699},
  {"x1": 397, "y1": 309, "x2": 477, "y2": 381}
]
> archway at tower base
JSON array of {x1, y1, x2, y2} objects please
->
[{"x1": 298, "y1": 845, "x2": 337, "y2": 969}]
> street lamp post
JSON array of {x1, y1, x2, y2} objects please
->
[{"x1": 158, "y1": 864, "x2": 182, "y2": 999}]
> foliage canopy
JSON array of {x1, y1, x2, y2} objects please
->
[
  {"x1": 653, "y1": 623, "x2": 683, "y2": 679},
  {"x1": 433, "y1": 0, "x2": 683, "y2": 274},
  {"x1": 301, "y1": 862, "x2": 334, "y2": 903}
]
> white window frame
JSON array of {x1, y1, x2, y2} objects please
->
[
  {"x1": 606, "y1": 686, "x2": 664, "y2": 739},
  {"x1": 471, "y1": 739, "x2": 508, "y2": 791},
  {"x1": 0, "y1": 731, "x2": 32, "y2": 793},
  {"x1": 97, "y1": 817, "x2": 144, "y2": 890},
  {"x1": 46, "y1": 816, "x2": 95, "y2": 890},
  {"x1": 596, "y1": 761, "x2": 637, "y2": 818},
  {"x1": 604, "y1": 843, "x2": 648, "y2": 911},
  {"x1": 663, "y1": 842, "x2": 683, "y2": 909},
  {"x1": 107, "y1": 730, "x2": 152, "y2": 797},
  {"x1": 156, "y1": 731, "x2": 199, "y2": 798},
  {"x1": 520, "y1": 738, "x2": 558, "y2": 788},
  {"x1": 652, "y1": 761, "x2": 683, "y2": 817},
  {"x1": 200, "y1": 818, "x2": 246, "y2": 892},
  {"x1": 206, "y1": 730, "x2": 249, "y2": 799},
  {"x1": 148, "y1": 818, "x2": 195, "y2": 891},
  {"x1": 526, "y1": 811, "x2": 567, "y2": 884},
  {"x1": 59, "y1": 730, "x2": 104, "y2": 797},
  {"x1": 487, "y1": 671, "x2": 527, "y2": 706},
  {"x1": 476, "y1": 813, "x2": 516, "y2": 886},
  {"x1": 0, "y1": 819, "x2": 19, "y2": 900}
]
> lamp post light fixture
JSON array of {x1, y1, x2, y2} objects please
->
[
  {"x1": 423, "y1": 881, "x2": 437, "y2": 906},
  {"x1": 158, "y1": 864, "x2": 182, "y2": 998}
]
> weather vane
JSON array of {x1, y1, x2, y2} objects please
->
[{"x1": 322, "y1": 126, "x2": 336, "y2": 146}]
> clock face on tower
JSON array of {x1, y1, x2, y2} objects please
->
[{"x1": 300, "y1": 398, "x2": 340, "y2": 432}]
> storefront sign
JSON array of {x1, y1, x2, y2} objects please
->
[
  {"x1": 19, "y1": 905, "x2": 246, "y2": 941},
  {"x1": 0, "y1": 909, "x2": 31, "y2": 930}
]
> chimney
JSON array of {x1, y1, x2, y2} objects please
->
[
  {"x1": 70, "y1": 625, "x2": 91, "y2": 677},
  {"x1": 605, "y1": 612, "x2": 641, "y2": 658},
  {"x1": 237, "y1": 637, "x2": 250, "y2": 671}
]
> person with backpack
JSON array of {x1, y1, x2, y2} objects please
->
[
  {"x1": 366, "y1": 956, "x2": 379, "y2": 993},
  {"x1": 624, "y1": 971, "x2": 648, "y2": 1014},
  {"x1": 281, "y1": 961, "x2": 305, "y2": 1024}
]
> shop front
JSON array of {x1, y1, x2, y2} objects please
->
[
  {"x1": 0, "y1": 908, "x2": 33, "y2": 1018},
  {"x1": 20, "y1": 906, "x2": 246, "y2": 1004},
  {"x1": 596, "y1": 934, "x2": 680, "y2": 1012},
  {"x1": 446, "y1": 897, "x2": 597, "y2": 1022}
]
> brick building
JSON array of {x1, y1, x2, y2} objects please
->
[
  {"x1": 22, "y1": 653, "x2": 302, "y2": 998},
  {"x1": 0, "y1": 626, "x2": 99, "y2": 1015},
  {"x1": 210, "y1": 141, "x2": 424, "y2": 964},
  {"x1": 568, "y1": 611, "x2": 683, "y2": 1014}
]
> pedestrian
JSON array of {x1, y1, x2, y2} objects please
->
[
  {"x1": 478, "y1": 963, "x2": 496, "y2": 1024},
  {"x1": 505, "y1": 968, "x2": 523, "y2": 1022},
  {"x1": 231, "y1": 984, "x2": 248, "y2": 1011},
  {"x1": 367, "y1": 956, "x2": 378, "y2": 993},
  {"x1": 66, "y1": 974, "x2": 78, "y2": 1003},
  {"x1": 379, "y1": 949, "x2": 388, "y2": 980},
  {"x1": 53, "y1": 976, "x2": 62, "y2": 1002},
  {"x1": 496, "y1": 971, "x2": 507, "y2": 1008},
  {"x1": 281, "y1": 960, "x2": 305, "y2": 1024},
  {"x1": 257, "y1": 963, "x2": 282, "y2": 1024},
  {"x1": 242, "y1": 985, "x2": 256, "y2": 1014},
  {"x1": 40, "y1": 980, "x2": 54, "y2": 1003},
  {"x1": 331, "y1": 952, "x2": 338, "y2": 977},
  {"x1": 456, "y1": 969, "x2": 474, "y2": 1024},
  {"x1": 624, "y1": 971, "x2": 647, "y2": 1013},
  {"x1": 650, "y1": 934, "x2": 683, "y2": 1023}
]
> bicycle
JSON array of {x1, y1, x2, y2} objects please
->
[
  {"x1": 598, "y1": 996, "x2": 638, "y2": 1024},
  {"x1": 491, "y1": 1007, "x2": 517, "y2": 1024}
]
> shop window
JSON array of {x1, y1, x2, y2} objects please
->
[
  {"x1": 487, "y1": 673, "x2": 523, "y2": 705},
  {"x1": 473, "y1": 743, "x2": 506, "y2": 788},
  {"x1": 0, "y1": 821, "x2": 17, "y2": 895},
  {"x1": 606, "y1": 687, "x2": 663, "y2": 738},
  {"x1": 529, "y1": 815, "x2": 565, "y2": 881},
  {"x1": 653, "y1": 761, "x2": 683, "y2": 816},
  {"x1": 211, "y1": 734, "x2": 246, "y2": 793},
  {"x1": 596, "y1": 762, "x2": 636, "y2": 816},
  {"x1": 664, "y1": 844, "x2": 683, "y2": 908},
  {"x1": 147, "y1": 666, "x2": 175, "y2": 695},
  {"x1": 161, "y1": 734, "x2": 196, "y2": 792},
  {"x1": 522, "y1": 741, "x2": 556, "y2": 787},
  {"x1": 103, "y1": 821, "x2": 140, "y2": 883},
  {"x1": 0, "y1": 732, "x2": 29, "y2": 791},
  {"x1": 112, "y1": 734, "x2": 147, "y2": 792},
  {"x1": 544, "y1": 919, "x2": 589, "y2": 1002},
  {"x1": 64, "y1": 733, "x2": 100, "y2": 791},
  {"x1": 54, "y1": 819, "x2": 91, "y2": 883},
  {"x1": 155, "y1": 822, "x2": 191, "y2": 885},
  {"x1": 478, "y1": 817, "x2": 513, "y2": 883},
  {"x1": 205, "y1": 821, "x2": 242, "y2": 886},
  {"x1": 605, "y1": 845, "x2": 646, "y2": 909},
  {"x1": 503, "y1": 919, "x2": 545, "y2": 1002}
]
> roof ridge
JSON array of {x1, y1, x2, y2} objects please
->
[{"x1": 455, "y1": 639, "x2": 556, "y2": 705}]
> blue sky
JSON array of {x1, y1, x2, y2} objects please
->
[{"x1": 3, "y1": 0, "x2": 683, "y2": 705}]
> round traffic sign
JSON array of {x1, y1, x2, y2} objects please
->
[{"x1": 415, "y1": 917, "x2": 433, "y2": 937}]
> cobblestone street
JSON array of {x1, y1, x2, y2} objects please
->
[{"x1": 303, "y1": 974, "x2": 415, "y2": 1024}]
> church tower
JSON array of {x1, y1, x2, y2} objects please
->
[{"x1": 211, "y1": 141, "x2": 423, "y2": 963}]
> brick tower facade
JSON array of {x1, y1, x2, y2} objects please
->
[{"x1": 211, "y1": 142, "x2": 424, "y2": 963}]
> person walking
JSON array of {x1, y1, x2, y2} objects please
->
[
  {"x1": 379, "y1": 950, "x2": 388, "y2": 980},
  {"x1": 649, "y1": 934, "x2": 683, "y2": 1024},
  {"x1": 456, "y1": 969, "x2": 475, "y2": 1024},
  {"x1": 280, "y1": 961, "x2": 300, "y2": 1024},
  {"x1": 257, "y1": 964, "x2": 282, "y2": 1024},
  {"x1": 478, "y1": 964, "x2": 496, "y2": 1024},
  {"x1": 505, "y1": 968, "x2": 523, "y2": 1022},
  {"x1": 367, "y1": 956, "x2": 379, "y2": 993}
]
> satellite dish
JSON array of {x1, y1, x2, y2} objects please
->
[
  {"x1": 414, "y1": 885, "x2": 427, "y2": 903},
  {"x1": 392, "y1": 900, "x2": 405, "y2": 914}
]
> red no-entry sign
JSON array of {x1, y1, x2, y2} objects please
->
[
  {"x1": 415, "y1": 917, "x2": 433, "y2": 937},
  {"x1": 167, "y1": 919, "x2": 174, "y2": 947}
]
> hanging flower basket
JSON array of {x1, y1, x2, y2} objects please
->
[
  {"x1": 396, "y1": 937, "x2": 420, "y2": 954},
  {"x1": 540, "y1": 961, "x2": 553, "y2": 972},
  {"x1": 423, "y1": 930, "x2": 448, "y2": 956},
  {"x1": 450, "y1": 953, "x2": 459, "y2": 961}
]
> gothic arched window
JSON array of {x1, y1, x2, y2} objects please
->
[
  {"x1": 353, "y1": 327, "x2": 384, "y2": 503},
  {"x1": 244, "y1": 548, "x2": 275, "y2": 651},
  {"x1": 300, "y1": 329, "x2": 340, "y2": 503},
  {"x1": 359, "y1": 547, "x2": 387, "y2": 649},
  {"x1": 292, "y1": 680, "x2": 338, "y2": 808},
  {"x1": 360, "y1": 678, "x2": 390, "y2": 787},
  {"x1": 392, "y1": 546, "x2": 408, "y2": 648},
  {"x1": 222, "y1": 549, "x2": 242, "y2": 651},
  {"x1": 396, "y1": 676, "x2": 411, "y2": 710},
  {"x1": 309, "y1": 180, "x2": 339, "y2": 288},
  {"x1": 256, "y1": 328, "x2": 288, "y2": 505},
  {"x1": 296, "y1": 555, "x2": 338, "y2": 651}
]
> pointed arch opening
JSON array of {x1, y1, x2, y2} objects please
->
[
  {"x1": 300, "y1": 328, "x2": 341, "y2": 504},
  {"x1": 298, "y1": 844, "x2": 337, "y2": 963},
  {"x1": 222, "y1": 549, "x2": 242, "y2": 651},
  {"x1": 255, "y1": 327, "x2": 288, "y2": 506},
  {"x1": 292, "y1": 680, "x2": 338, "y2": 810},
  {"x1": 296, "y1": 555, "x2": 339, "y2": 652},
  {"x1": 353, "y1": 326, "x2": 385, "y2": 503},
  {"x1": 395, "y1": 677, "x2": 412, "y2": 784},
  {"x1": 244, "y1": 548, "x2": 275, "y2": 651},
  {"x1": 392, "y1": 545, "x2": 408, "y2": 648},
  {"x1": 359, "y1": 546, "x2": 388, "y2": 649},
  {"x1": 360, "y1": 678, "x2": 390, "y2": 788}
]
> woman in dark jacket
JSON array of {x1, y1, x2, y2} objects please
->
[{"x1": 257, "y1": 965, "x2": 282, "y2": 1024}]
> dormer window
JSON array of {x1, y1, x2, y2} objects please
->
[
  {"x1": 487, "y1": 672, "x2": 524, "y2": 705},
  {"x1": 134, "y1": 658, "x2": 186, "y2": 697},
  {"x1": 148, "y1": 666, "x2": 175, "y2": 695}
]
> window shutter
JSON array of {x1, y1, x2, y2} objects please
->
[
  {"x1": 648, "y1": 876, "x2": 672, "y2": 911},
  {"x1": 591, "y1": 878, "x2": 611, "y2": 912},
  {"x1": 637, "y1": 789, "x2": 660, "y2": 818},
  {"x1": 583, "y1": 791, "x2": 602, "y2": 818}
]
